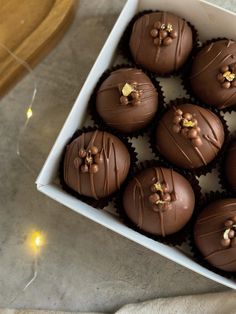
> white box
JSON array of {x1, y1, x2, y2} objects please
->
[{"x1": 36, "y1": 0, "x2": 236, "y2": 289}]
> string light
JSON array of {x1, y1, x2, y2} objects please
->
[
  {"x1": 30, "y1": 230, "x2": 45, "y2": 251},
  {"x1": 26, "y1": 107, "x2": 33, "y2": 119},
  {"x1": 0, "y1": 42, "x2": 38, "y2": 175},
  {"x1": 35, "y1": 235, "x2": 41, "y2": 247},
  {"x1": 16, "y1": 82, "x2": 37, "y2": 175},
  {"x1": 0, "y1": 43, "x2": 43, "y2": 303},
  {"x1": 9, "y1": 230, "x2": 45, "y2": 304},
  {"x1": 22, "y1": 231, "x2": 45, "y2": 290}
]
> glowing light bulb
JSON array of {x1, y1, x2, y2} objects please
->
[
  {"x1": 26, "y1": 108, "x2": 33, "y2": 119},
  {"x1": 35, "y1": 236, "x2": 41, "y2": 248},
  {"x1": 29, "y1": 231, "x2": 45, "y2": 251}
]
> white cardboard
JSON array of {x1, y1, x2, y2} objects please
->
[{"x1": 36, "y1": 0, "x2": 236, "y2": 289}]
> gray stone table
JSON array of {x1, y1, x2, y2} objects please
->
[{"x1": 0, "y1": 0, "x2": 235, "y2": 312}]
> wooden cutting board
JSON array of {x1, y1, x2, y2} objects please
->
[{"x1": 0, "y1": 0, "x2": 75, "y2": 97}]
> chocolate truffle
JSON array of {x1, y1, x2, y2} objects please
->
[
  {"x1": 190, "y1": 39, "x2": 236, "y2": 109},
  {"x1": 64, "y1": 130, "x2": 130, "y2": 199},
  {"x1": 194, "y1": 199, "x2": 236, "y2": 272},
  {"x1": 155, "y1": 103, "x2": 225, "y2": 169},
  {"x1": 122, "y1": 167, "x2": 195, "y2": 236},
  {"x1": 225, "y1": 140, "x2": 236, "y2": 192},
  {"x1": 129, "y1": 12, "x2": 193, "y2": 75},
  {"x1": 96, "y1": 68, "x2": 158, "y2": 134}
]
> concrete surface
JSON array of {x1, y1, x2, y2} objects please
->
[{"x1": 0, "y1": 0, "x2": 235, "y2": 313}]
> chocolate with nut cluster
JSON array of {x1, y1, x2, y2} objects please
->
[
  {"x1": 155, "y1": 103, "x2": 225, "y2": 169},
  {"x1": 122, "y1": 167, "x2": 195, "y2": 236},
  {"x1": 96, "y1": 68, "x2": 158, "y2": 134},
  {"x1": 194, "y1": 199, "x2": 236, "y2": 272},
  {"x1": 190, "y1": 39, "x2": 236, "y2": 109},
  {"x1": 63, "y1": 130, "x2": 130, "y2": 199},
  {"x1": 129, "y1": 12, "x2": 193, "y2": 75},
  {"x1": 225, "y1": 140, "x2": 236, "y2": 192}
]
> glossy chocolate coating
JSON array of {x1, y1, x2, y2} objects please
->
[
  {"x1": 155, "y1": 104, "x2": 224, "y2": 169},
  {"x1": 129, "y1": 12, "x2": 193, "y2": 75},
  {"x1": 194, "y1": 199, "x2": 236, "y2": 272},
  {"x1": 96, "y1": 68, "x2": 158, "y2": 133},
  {"x1": 190, "y1": 40, "x2": 236, "y2": 109},
  {"x1": 122, "y1": 167, "x2": 195, "y2": 236},
  {"x1": 225, "y1": 141, "x2": 236, "y2": 192},
  {"x1": 64, "y1": 130, "x2": 130, "y2": 199}
]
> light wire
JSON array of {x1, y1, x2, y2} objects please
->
[
  {"x1": 0, "y1": 43, "x2": 42, "y2": 304},
  {"x1": 0, "y1": 42, "x2": 38, "y2": 176}
]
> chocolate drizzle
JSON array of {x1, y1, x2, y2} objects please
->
[
  {"x1": 190, "y1": 50, "x2": 223, "y2": 79},
  {"x1": 64, "y1": 130, "x2": 130, "y2": 200},
  {"x1": 133, "y1": 167, "x2": 176, "y2": 236},
  {"x1": 123, "y1": 167, "x2": 194, "y2": 237},
  {"x1": 190, "y1": 39, "x2": 236, "y2": 109},
  {"x1": 159, "y1": 120, "x2": 194, "y2": 167},
  {"x1": 129, "y1": 12, "x2": 193, "y2": 75},
  {"x1": 96, "y1": 68, "x2": 158, "y2": 133},
  {"x1": 194, "y1": 199, "x2": 236, "y2": 272},
  {"x1": 174, "y1": 17, "x2": 186, "y2": 71},
  {"x1": 191, "y1": 40, "x2": 235, "y2": 79},
  {"x1": 134, "y1": 177, "x2": 145, "y2": 228},
  {"x1": 155, "y1": 103, "x2": 225, "y2": 170},
  {"x1": 174, "y1": 17, "x2": 180, "y2": 71}
]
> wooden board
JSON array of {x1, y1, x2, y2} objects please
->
[{"x1": 0, "y1": 0, "x2": 75, "y2": 97}]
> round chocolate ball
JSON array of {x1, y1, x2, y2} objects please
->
[
  {"x1": 129, "y1": 12, "x2": 193, "y2": 75},
  {"x1": 190, "y1": 39, "x2": 236, "y2": 109},
  {"x1": 96, "y1": 68, "x2": 158, "y2": 134},
  {"x1": 122, "y1": 167, "x2": 195, "y2": 236},
  {"x1": 64, "y1": 130, "x2": 130, "y2": 199},
  {"x1": 194, "y1": 199, "x2": 236, "y2": 272},
  {"x1": 155, "y1": 103, "x2": 225, "y2": 169},
  {"x1": 225, "y1": 140, "x2": 236, "y2": 192}
]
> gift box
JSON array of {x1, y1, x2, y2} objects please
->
[{"x1": 36, "y1": 0, "x2": 236, "y2": 289}]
